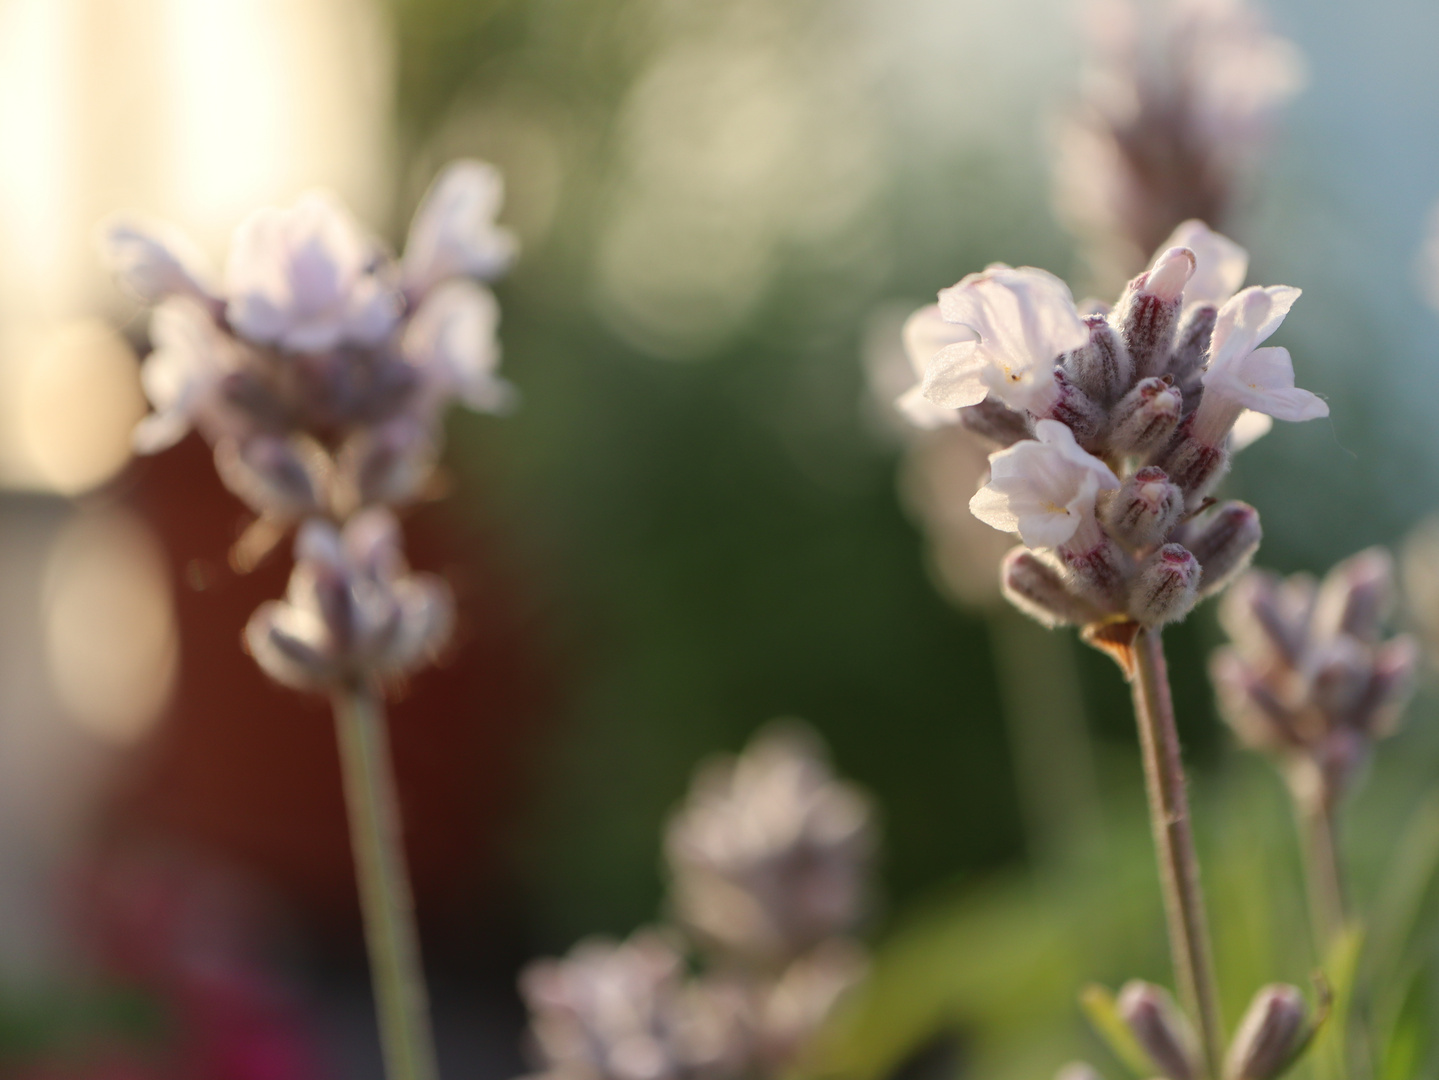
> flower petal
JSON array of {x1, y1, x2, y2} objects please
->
[
  {"x1": 99, "y1": 217, "x2": 218, "y2": 304},
  {"x1": 1156, "y1": 220, "x2": 1248, "y2": 307},
  {"x1": 402, "y1": 159, "x2": 518, "y2": 297},
  {"x1": 1224, "y1": 346, "x2": 1329, "y2": 421},
  {"x1": 920, "y1": 341, "x2": 991, "y2": 409}
]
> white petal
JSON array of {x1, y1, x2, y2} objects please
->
[
  {"x1": 1221, "y1": 346, "x2": 1329, "y2": 421},
  {"x1": 920, "y1": 341, "x2": 990, "y2": 409},
  {"x1": 894, "y1": 384, "x2": 959, "y2": 429},
  {"x1": 403, "y1": 159, "x2": 518, "y2": 296},
  {"x1": 1033, "y1": 418, "x2": 1121, "y2": 488},
  {"x1": 99, "y1": 217, "x2": 217, "y2": 304},
  {"x1": 968, "y1": 484, "x2": 1020, "y2": 535},
  {"x1": 134, "y1": 298, "x2": 226, "y2": 452},
  {"x1": 1207, "y1": 284, "x2": 1301, "y2": 374},
  {"x1": 403, "y1": 279, "x2": 512, "y2": 413},
  {"x1": 1155, "y1": 220, "x2": 1248, "y2": 307},
  {"x1": 1228, "y1": 410, "x2": 1273, "y2": 451},
  {"x1": 901, "y1": 304, "x2": 977, "y2": 381}
]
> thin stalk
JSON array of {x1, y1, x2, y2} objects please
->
[
  {"x1": 1129, "y1": 628, "x2": 1224, "y2": 1079},
  {"x1": 1298, "y1": 793, "x2": 1346, "y2": 951},
  {"x1": 332, "y1": 681, "x2": 440, "y2": 1080}
]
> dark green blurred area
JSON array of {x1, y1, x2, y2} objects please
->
[{"x1": 377, "y1": 0, "x2": 1435, "y2": 966}]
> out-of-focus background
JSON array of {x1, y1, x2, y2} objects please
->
[{"x1": 3, "y1": 0, "x2": 1439, "y2": 1077}]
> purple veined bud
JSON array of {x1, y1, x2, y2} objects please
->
[
  {"x1": 1209, "y1": 647, "x2": 1301, "y2": 752},
  {"x1": 1059, "y1": 532, "x2": 1130, "y2": 610},
  {"x1": 334, "y1": 417, "x2": 438, "y2": 514},
  {"x1": 1183, "y1": 501, "x2": 1262, "y2": 598},
  {"x1": 1111, "y1": 247, "x2": 1196, "y2": 380},
  {"x1": 1054, "y1": 1064, "x2": 1103, "y2": 1080},
  {"x1": 957, "y1": 397, "x2": 1032, "y2": 448},
  {"x1": 1129, "y1": 544, "x2": 1201, "y2": 627},
  {"x1": 1103, "y1": 466, "x2": 1183, "y2": 548},
  {"x1": 1001, "y1": 546, "x2": 1106, "y2": 627},
  {"x1": 1060, "y1": 314, "x2": 1133, "y2": 406},
  {"x1": 1312, "y1": 547, "x2": 1393, "y2": 644},
  {"x1": 1165, "y1": 303, "x2": 1219, "y2": 402},
  {"x1": 1117, "y1": 980, "x2": 1200, "y2": 1080},
  {"x1": 1154, "y1": 413, "x2": 1231, "y2": 502},
  {"x1": 213, "y1": 433, "x2": 330, "y2": 519},
  {"x1": 1044, "y1": 369, "x2": 1107, "y2": 450},
  {"x1": 1224, "y1": 984, "x2": 1308, "y2": 1080},
  {"x1": 1110, "y1": 377, "x2": 1184, "y2": 455},
  {"x1": 1308, "y1": 636, "x2": 1372, "y2": 718},
  {"x1": 1358, "y1": 634, "x2": 1419, "y2": 736}
]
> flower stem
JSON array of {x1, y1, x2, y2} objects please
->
[
  {"x1": 1298, "y1": 791, "x2": 1346, "y2": 950},
  {"x1": 1129, "y1": 628, "x2": 1223, "y2": 1079},
  {"x1": 332, "y1": 682, "x2": 440, "y2": 1080}
]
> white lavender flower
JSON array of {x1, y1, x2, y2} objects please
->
[
  {"x1": 899, "y1": 224, "x2": 1323, "y2": 632},
  {"x1": 1053, "y1": 0, "x2": 1304, "y2": 285},
  {"x1": 664, "y1": 724, "x2": 874, "y2": 969},
  {"x1": 1211, "y1": 550, "x2": 1418, "y2": 807},
  {"x1": 100, "y1": 160, "x2": 516, "y2": 521},
  {"x1": 518, "y1": 931, "x2": 739, "y2": 1080},
  {"x1": 245, "y1": 510, "x2": 454, "y2": 693}
]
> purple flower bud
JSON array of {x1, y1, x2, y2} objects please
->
[
  {"x1": 1224, "y1": 984, "x2": 1308, "y2": 1080},
  {"x1": 1309, "y1": 637, "x2": 1372, "y2": 718},
  {"x1": 1166, "y1": 303, "x2": 1218, "y2": 408},
  {"x1": 1312, "y1": 547, "x2": 1393, "y2": 644},
  {"x1": 1001, "y1": 547, "x2": 1106, "y2": 627},
  {"x1": 1155, "y1": 413, "x2": 1230, "y2": 500},
  {"x1": 1130, "y1": 544, "x2": 1201, "y2": 626},
  {"x1": 1061, "y1": 314, "x2": 1133, "y2": 406},
  {"x1": 1112, "y1": 247, "x2": 1194, "y2": 380},
  {"x1": 1183, "y1": 501, "x2": 1262, "y2": 598},
  {"x1": 1044, "y1": 369, "x2": 1107, "y2": 450},
  {"x1": 335, "y1": 417, "x2": 438, "y2": 513},
  {"x1": 1104, "y1": 466, "x2": 1183, "y2": 548},
  {"x1": 1209, "y1": 647, "x2": 1301, "y2": 751},
  {"x1": 1359, "y1": 635, "x2": 1419, "y2": 736},
  {"x1": 1060, "y1": 533, "x2": 1130, "y2": 609},
  {"x1": 213, "y1": 433, "x2": 329, "y2": 519},
  {"x1": 957, "y1": 397, "x2": 1031, "y2": 448},
  {"x1": 1111, "y1": 377, "x2": 1184, "y2": 454},
  {"x1": 1117, "y1": 980, "x2": 1200, "y2": 1080}
]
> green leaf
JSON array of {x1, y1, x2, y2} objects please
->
[{"x1": 1078, "y1": 984, "x2": 1155, "y2": 1079}]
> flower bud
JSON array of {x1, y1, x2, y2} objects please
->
[
  {"x1": 1184, "y1": 501, "x2": 1261, "y2": 597},
  {"x1": 1111, "y1": 377, "x2": 1184, "y2": 455},
  {"x1": 1309, "y1": 636, "x2": 1372, "y2": 718},
  {"x1": 1104, "y1": 466, "x2": 1183, "y2": 548},
  {"x1": 1209, "y1": 647, "x2": 1300, "y2": 751},
  {"x1": 957, "y1": 397, "x2": 1031, "y2": 448},
  {"x1": 1112, "y1": 247, "x2": 1195, "y2": 379},
  {"x1": 1166, "y1": 303, "x2": 1218, "y2": 407},
  {"x1": 1360, "y1": 635, "x2": 1419, "y2": 736},
  {"x1": 213, "y1": 433, "x2": 328, "y2": 518},
  {"x1": 1045, "y1": 369, "x2": 1106, "y2": 449},
  {"x1": 1061, "y1": 314, "x2": 1133, "y2": 406},
  {"x1": 1312, "y1": 547, "x2": 1392, "y2": 643},
  {"x1": 335, "y1": 417, "x2": 438, "y2": 513},
  {"x1": 1001, "y1": 547, "x2": 1105, "y2": 627},
  {"x1": 1130, "y1": 544, "x2": 1201, "y2": 626},
  {"x1": 1060, "y1": 533, "x2": 1129, "y2": 609},
  {"x1": 1155, "y1": 414, "x2": 1230, "y2": 500},
  {"x1": 1224, "y1": 984, "x2": 1308, "y2": 1080},
  {"x1": 1117, "y1": 980, "x2": 1200, "y2": 1080}
]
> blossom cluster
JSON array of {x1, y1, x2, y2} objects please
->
[
  {"x1": 1053, "y1": 0, "x2": 1304, "y2": 284},
  {"x1": 1211, "y1": 550, "x2": 1418, "y2": 809},
  {"x1": 899, "y1": 221, "x2": 1328, "y2": 635},
  {"x1": 103, "y1": 161, "x2": 515, "y2": 690},
  {"x1": 516, "y1": 726, "x2": 873, "y2": 1080}
]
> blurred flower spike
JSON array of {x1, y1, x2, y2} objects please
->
[
  {"x1": 517, "y1": 724, "x2": 873, "y2": 1080},
  {"x1": 101, "y1": 160, "x2": 517, "y2": 523},
  {"x1": 898, "y1": 221, "x2": 1326, "y2": 650},
  {"x1": 1211, "y1": 548, "x2": 1418, "y2": 809},
  {"x1": 1053, "y1": 0, "x2": 1305, "y2": 285},
  {"x1": 245, "y1": 510, "x2": 454, "y2": 694}
]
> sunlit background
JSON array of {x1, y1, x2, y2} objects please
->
[{"x1": 2, "y1": 0, "x2": 1439, "y2": 1076}]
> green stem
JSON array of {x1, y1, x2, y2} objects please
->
[
  {"x1": 1129, "y1": 628, "x2": 1224, "y2": 1079},
  {"x1": 1298, "y1": 791, "x2": 1346, "y2": 951},
  {"x1": 332, "y1": 682, "x2": 440, "y2": 1080}
]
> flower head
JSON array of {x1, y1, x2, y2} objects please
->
[
  {"x1": 969, "y1": 420, "x2": 1120, "y2": 549},
  {"x1": 920, "y1": 266, "x2": 1090, "y2": 416}
]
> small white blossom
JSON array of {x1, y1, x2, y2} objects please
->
[
  {"x1": 1197, "y1": 285, "x2": 1327, "y2": 438},
  {"x1": 245, "y1": 510, "x2": 453, "y2": 692},
  {"x1": 1155, "y1": 220, "x2": 1249, "y2": 308},
  {"x1": 920, "y1": 266, "x2": 1090, "y2": 416},
  {"x1": 402, "y1": 279, "x2": 515, "y2": 415},
  {"x1": 894, "y1": 304, "x2": 974, "y2": 428},
  {"x1": 98, "y1": 217, "x2": 219, "y2": 306},
  {"x1": 225, "y1": 192, "x2": 401, "y2": 353},
  {"x1": 132, "y1": 297, "x2": 235, "y2": 453},
  {"x1": 402, "y1": 159, "x2": 518, "y2": 299},
  {"x1": 969, "y1": 420, "x2": 1120, "y2": 549}
]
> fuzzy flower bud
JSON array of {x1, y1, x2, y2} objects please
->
[
  {"x1": 1001, "y1": 547, "x2": 1105, "y2": 628},
  {"x1": 1112, "y1": 247, "x2": 1194, "y2": 379},
  {"x1": 1224, "y1": 984, "x2": 1308, "y2": 1080},
  {"x1": 1182, "y1": 501, "x2": 1262, "y2": 597},
  {"x1": 1130, "y1": 544, "x2": 1201, "y2": 627},
  {"x1": 1060, "y1": 314, "x2": 1133, "y2": 406},
  {"x1": 245, "y1": 510, "x2": 453, "y2": 692},
  {"x1": 957, "y1": 398, "x2": 1031, "y2": 448},
  {"x1": 1104, "y1": 466, "x2": 1183, "y2": 548},
  {"x1": 1117, "y1": 980, "x2": 1200, "y2": 1080},
  {"x1": 1168, "y1": 304, "x2": 1219, "y2": 406},
  {"x1": 1110, "y1": 377, "x2": 1183, "y2": 454}
]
